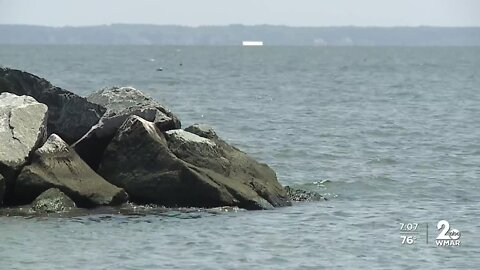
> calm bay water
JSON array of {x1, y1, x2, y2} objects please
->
[{"x1": 1, "y1": 46, "x2": 479, "y2": 269}]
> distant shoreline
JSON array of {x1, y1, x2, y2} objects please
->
[{"x1": 1, "y1": 24, "x2": 479, "y2": 46}]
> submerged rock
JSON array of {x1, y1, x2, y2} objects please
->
[
  {"x1": 284, "y1": 186, "x2": 325, "y2": 202},
  {"x1": 98, "y1": 116, "x2": 290, "y2": 210},
  {"x1": 0, "y1": 68, "x2": 106, "y2": 144},
  {"x1": 14, "y1": 134, "x2": 128, "y2": 207},
  {"x1": 0, "y1": 93, "x2": 48, "y2": 203},
  {"x1": 31, "y1": 188, "x2": 76, "y2": 213},
  {"x1": 74, "y1": 86, "x2": 181, "y2": 169}
]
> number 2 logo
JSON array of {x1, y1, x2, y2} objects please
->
[{"x1": 436, "y1": 220, "x2": 461, "y2": 240}]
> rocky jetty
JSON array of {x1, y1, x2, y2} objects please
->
[{"x1": 0, "y1": 68, "x2": 294, "y2": 213}]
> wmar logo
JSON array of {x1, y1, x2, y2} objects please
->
[{"x1": 436, "y1": 220, "x2": 461, "y2": 246}]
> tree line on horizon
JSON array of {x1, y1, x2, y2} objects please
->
[{"x1": 0, "y1": 24, "x2": 479, "y2": 46}]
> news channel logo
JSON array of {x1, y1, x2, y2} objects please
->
[
  {"x1": 400, "y1": 220, "x2": 461, "y2": 247},
  {"x1": 435, "y1": 220, "x2": 461, "y2": 246}
]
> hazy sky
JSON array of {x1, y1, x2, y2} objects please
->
[{"x1": 0, "y1": 0, "x2": 479, "y2": 27}]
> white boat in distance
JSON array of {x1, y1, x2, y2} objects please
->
[{"x1": 242, "y1": 41, "x2": 264, "y2": 46}]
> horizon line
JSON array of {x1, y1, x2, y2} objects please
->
[{"x1": 1, "y1": 23, "x2": 480, "y2": 29}]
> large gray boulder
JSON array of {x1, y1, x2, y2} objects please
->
[
  {"x1": 0, "y1": 93, "x2": 48, "y2": 170},
  {"x1": 98, "y1": 116, "x2": 290, "y2": 210},
  {"x1": 0, "y1": 93, "x2": 48, "y2": 203},
  {"x1": 87, "y1": 86, "x2": 180, "y2": 130},
  {"x1": 0, "y1": 68, "x2": 106, "y2": 144},
  {"x1": 14, "y1": 134, "x2": 128, "y2": 207},
  {"x1": 31, "y1": 188, "x2": 76, "y2": 213},
  {"x1": 175, "y1": 125, "x2": 291, "y2": 208},
  {"x1": 74, "y1": 86, "x2": 181, "y2": 169}
]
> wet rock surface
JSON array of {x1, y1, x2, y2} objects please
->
[
  {"x1": 31, "y1": 188, "x2": 76, "y2": 213},
  {"x1": 98, "y1": 116, "x2": 290, "y2": 210},
  {"x1": 14, "y1": 134, "x2": 128, "y2": 207},
  {"x1": 167, "y1": 128, "x2": 291, "y2": 208},
  {"x1": 284, "y1": 186, "x2": 325, "y2": 202}
]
